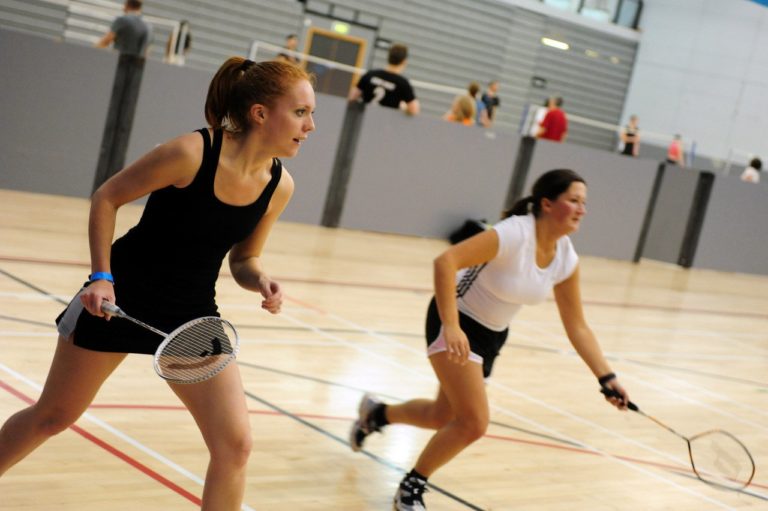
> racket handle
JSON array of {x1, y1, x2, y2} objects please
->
[
  {"x1": 600, "y1": 386, "x2": 638, "y2": 412},
  {"x1": 100, "y1": 301, "x2": 125, "y2": 318}
]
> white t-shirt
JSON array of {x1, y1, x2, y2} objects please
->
[
  {"x1": 456, "y1": 214, "x2": 579, "y2": 331},
  {"x1": 740, "y1": 166, "x2": 760, "y2": 183}
]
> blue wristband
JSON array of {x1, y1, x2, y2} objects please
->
[{"x1": 89, "y1": 271, "x2": 114, "y2": 284}]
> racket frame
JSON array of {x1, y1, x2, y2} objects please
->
[
  {"x1": 600, "y1": 386, "x2": 755, "y2": 490},
  {"x1": 101, "y1": 302, "x2": 240, "y2": 384}
]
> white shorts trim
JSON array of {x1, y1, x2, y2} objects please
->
[
  {"x1": 57, "y1": 287, "x2": 88, "y2": 339},
  {"x1": 426, "y1": 327, "x2": 483, "y2": 365}
]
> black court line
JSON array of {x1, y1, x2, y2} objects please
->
[
  {"x1": 3, "y1": 254, "x2": 768, "y2": 321},
  {"x1": 0, "y1": 267, "x2": 68, "y2": 305},
  {"x1": 242, "y1": 390, "x2": 486, "y2": 511},
  {"x1": 4, "y1": 267, "x2": 766, "y2": 503},
  {"x1": 0, "y1": 313, "x2": 57, "y2": 329},
  {"x1": 238, "y1": 361, "x2": 583, "y2": 448}
]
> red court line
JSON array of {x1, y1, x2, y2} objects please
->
[
  {"x1": 85, "y1": 402, "x2": 768, "y2": 491},
  {"x1": 1, "y1": 253, "x2": 767, "y2": 320},
  {"x1": 0, "y1": 380, "x2": 202, "y2": 506}
]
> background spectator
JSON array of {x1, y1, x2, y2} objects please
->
[
  {"x1": 481, "y1": 80, "x2": 501, "y2": 127},
  {"x1": 349, "y1": 43, "x2": 420, "y2": 116},
  {"x1": 619, "y1": 115, "x2": 640, "y2": 157},
  {"x1": 276, "y1": 34, "x2": 300, "y2": 64},
  {"x1": 467, "y1": 81, "x2": 491, "y2": 128},
  {"x1": 95, "y1": 0, "x2": 152, "y2": 58},
  {"x1": 164, "y1": 19, "x2": 191, "y2": 66},
  {"x1": 442, "y1": 94, "x2": 476, "y2": 126},
  {"x1": 536, "y1": 96, "x2": 568, "y2": 142},
  {"x1": 666, "y1": 134, "x2": 685, "y2": 167},
  {"x1": 740, "y1": 157, "x2": 762, "y2": 183}
]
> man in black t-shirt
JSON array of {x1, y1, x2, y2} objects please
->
[{"x1": 349, "y1": 43, "x2": 420, "y2": 115}]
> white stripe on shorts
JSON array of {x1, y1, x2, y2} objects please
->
[
  {"x1": 426, "y1": 327, "x2": 483, "y2": 365},
  {"x1": 57, "y1": 287, "x2": 88, "y2": 339}
]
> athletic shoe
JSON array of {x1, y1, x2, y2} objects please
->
[
  {"x1": 349, "y1": 393, "x2": 382, "y2": 452},
  {"x1": 393, "y1": 473, "x2": 428, "y2": 510}
]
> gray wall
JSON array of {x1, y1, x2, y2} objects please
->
[
  {"x1": 280, "y1": 94, "x2": 347, "y2": 225},
  {"x1": 0, "y1": 29, "x2": 115, "y2": 197},
  {"x1": 641, "y1": 166, "x2": 701, "y2": 265},
  {"x1": 126, "y1": 60, "x2": 211, "y2": 162},
  {"x1": 340, "y1": 107, "x2": 519, "y2": 238},
  {"x1": 694, "y1": 175, "x2": 768, "y2": 275},
  {"x1": 526, "y1": 140, "x2": 658, "y2": 261},
  {"x1": 623, "y1": 0, "x2": 768, "y2": 162}
]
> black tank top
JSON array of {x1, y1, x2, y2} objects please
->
[{"x1": 110, "y1": 128, "x2": 282, "y2": 313}]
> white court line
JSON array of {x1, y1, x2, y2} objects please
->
[
  {"x1": 0, "y1": 362, "x2": 257, "y2": 511},
  {"x1": 276, "y1": 309, "x2": 745, "y2": 509},
  {"x1": 515, "y1": 318, "x2": 768, "y2": 357},
  {"x1": 516, "y1": 318, "x2": 768, "y2": 340},
  {"x1": 519, "y1": 321, "x2": 768, "y2": 428}
]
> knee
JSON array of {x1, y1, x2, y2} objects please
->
[
  {"x1": 34, "y1": 406, "x2": 81, "y2": 437},
  {"x1": 428, "y1": 407, "x2": 453, "y2": 429},
  {"x1": 456, "y1": 415, "x2": 489, "y2": 443},
  {"x1": 209, "y1": 432, "x2": 252, "y2": 469}
]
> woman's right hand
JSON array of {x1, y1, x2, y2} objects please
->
[
  {"x1": 80, "y1": 280, "x2": 116, "y2": 319},
  {"x1": 443, "y1": 324, "x2": 470, "y2": 365}
]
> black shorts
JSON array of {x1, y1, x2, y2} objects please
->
[{"x1": 425, "y1": 297, "x2": 508, "y2": 378}]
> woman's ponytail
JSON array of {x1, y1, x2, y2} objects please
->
[
  {"x1": 204, "y1": 56, "x2": 248, "y2": 131},
  {"x1": 502, "y1": 196, "x2": 535, "y2": 219}
]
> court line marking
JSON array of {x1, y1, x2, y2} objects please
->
[
  {"x1": 1, "y1": 264, "x2": 764, "y2": 506},
  {"x1": 2, "y1": 253, "x2": 768, "y2": 320},
  {"x1": 0, "y1": 369, "x2": 202, "y2": 508},
  {"x1": 518, "y1": 321, "x2": 768, "y2": 425},
  {"x1": 275, "y1": 308, "x2": 746, "y2": 509},
  {"x1": 0, "y1": 267, "x2": 261, "y2": 510}
]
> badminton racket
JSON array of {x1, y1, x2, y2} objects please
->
[
  {"x1": 101, "y1": 302, "x2": 239, "y2": 384},
  {"x1": 600, "y1": 387, "x2": 755, "y2": 490}
]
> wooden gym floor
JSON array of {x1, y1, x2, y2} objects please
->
[{"x1": 1, "y1": 189, "x2": 766, "y2": 510}]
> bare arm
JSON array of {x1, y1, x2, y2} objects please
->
[
  {"x1": 405, "y1": 99, "x2": 420, "y2": 116},
  {"x1": 81, "y1": 133, "x2": 204, "y2": 317},
  {"x1": 553, "y1": 265, "x2": 628, "y2": 409},
  {"x1": 433, "y1": 228, "x2": 499, "y2": 364},
  {"x1": 95, "y1": 31, "x2": 116, "y2": 48},
  {"x1": 348, "y1": 87, "x2": 362, "y2": 102},
  {"x1": 228, "y1": 170, "x2": 295, "y2": 314}
]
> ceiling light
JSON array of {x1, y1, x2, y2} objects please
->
[{"x1": 541, "y1": 37, "x2": 569, "y2": 50}]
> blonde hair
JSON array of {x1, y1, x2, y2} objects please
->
[{"x1": 452, "y1": 95, "x2": 476, "y2": 122}]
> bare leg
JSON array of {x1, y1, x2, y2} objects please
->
[
  {"x1": 170, "y1": 363, "x2": 252, "y2": 511},
  {"x1": 384, "y1": 389, "x2": 454, "y2": 430},
  {"x1": 0, "y1": 337, "x2": 126, "y2": 475},
  {"x1": 412, "y1": 353, "x2": 488, "y2": 477}
]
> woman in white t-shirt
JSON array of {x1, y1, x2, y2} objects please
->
[{"x1": 349, "y1": 169, "x2": 630, "y2": 511}]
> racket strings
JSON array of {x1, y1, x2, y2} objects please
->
[
  {"x1": 156, "y1": 318, "x2": 238, "y2": 383},
  {"x1": 689, "y1": 430, "x2": 755, "y2": 490}
]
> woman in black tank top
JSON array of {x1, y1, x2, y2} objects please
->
[{"x1": 0, "y1": 57, "x2": 316, "y2": 509}]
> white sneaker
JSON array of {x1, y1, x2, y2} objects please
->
[{"x1": 393, "y1": 473, "x2": 428, "y2": 510}]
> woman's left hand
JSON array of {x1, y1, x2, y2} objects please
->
[
  {"x1": 602, "y1": 377, "x2": 630, "y2": 411},
  {"x1": 258, "y1": 278, "x2": 283, "y2": 314}
]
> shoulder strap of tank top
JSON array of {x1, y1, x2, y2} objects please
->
[
  {"x1": 197, "y1": 127, "x2": 211, "y2": 156},
  {"x1": 193, "y1": 128, "x2": 224, "y2": 187},
  {"x1": 259, "y1": 158, "x2": 283, "y2": 206}
]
